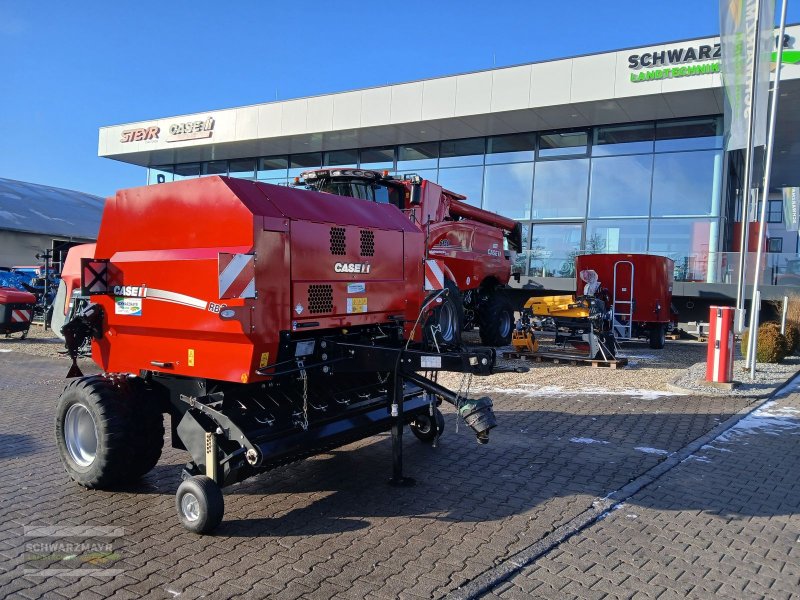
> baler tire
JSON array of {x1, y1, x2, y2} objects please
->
[
  {"x1": 127, "y1": 380, "x2": 165, "y2": 478},
  {"x1": 55, "y1": 376, "x2": 138, "y2": 489},
  {"x1": 649, "y1": 325, "x2": 666, "y2": 350},
  {"x1": 425, "y1": 280, "x2": 463, "y2": 346},
  {"x1": 478, "y1": 292, "x2": 514, "y2": 347},
  {"x1": 176, "y1": 476, "x2": 224, "y2": 535},
  {"x1": 410, "y1": 409, "x2": 445, "y2": 443}
]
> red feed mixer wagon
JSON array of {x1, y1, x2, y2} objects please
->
[
  {"x1": 54, "y1": 176, "x2": 509, "y2": 534},
  {"x1": 575, "y1": 253, "x2": 676, "y2": 349}
]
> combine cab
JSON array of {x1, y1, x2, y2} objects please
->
[{"x1": 299, "y1": 169, "x2": 522, "y2": 347}]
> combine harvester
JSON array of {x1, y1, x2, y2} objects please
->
[
  {"x1": 54, "y1": 176, "x2": 511, "y2": 534},
  {"x1": 299, "y1": 168, "x2": 522, "y2": 346}
]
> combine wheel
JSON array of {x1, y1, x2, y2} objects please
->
[
  {"x1": 425, "y1": 280, "x2": 463, "y2": 346},
  {"x1": 649, "y1": 324, "x2": 666, "y2": 350},
  {"x1": 410, "y1": 409, "x2": 445, "y2": 443},
  {"x1": 55, "y1": 375, "x2": 164, "y2": 489},
  {"x1": 176, "y1": 476, "x2": 224, "y2": 534},
  {"x1": 478, "y1": 291, "x2": 514, "y2": 347}
]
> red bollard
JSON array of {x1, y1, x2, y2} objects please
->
[{"x1": 706, "y1": 305, "x2": 735, "y2": 383}]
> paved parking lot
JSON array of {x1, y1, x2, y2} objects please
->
[{"x1": 2, "y1": 348, "x2": 785, "y2": 599}]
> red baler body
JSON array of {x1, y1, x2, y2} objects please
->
[{"x1": 89, "y1": 177, "x2": 425, "y2": 383}]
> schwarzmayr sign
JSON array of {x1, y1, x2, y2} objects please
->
[
  {"x1": 629, "y1": 35, "x2": 797, "y2": 83},
  {"x1": 628, "y1": 43, "x2": 721, "y2": 82}
]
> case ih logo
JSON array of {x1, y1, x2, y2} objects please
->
[
  {"x1": 120, "y1": 126, "x2": 159, "y2": 143},
  {"x1": 167, "y1": 116, "x2": 215, "y2": 142},
  {"x1": 334, "y1": 262, "x2": 371, "y2": 274}
]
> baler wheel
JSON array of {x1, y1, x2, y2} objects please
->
[
  {"x1": 478, "y1": 291, "x2": 514, "y2": 347},
  {"x1": 55, "y1": 375, "x2": 164, "y2": 489},
  {"x1": 176, "y1": 476, "x2": 224, "y2": 534},
  {"x1": 410, "y1": 408, "x2": 445, "y2": 443}
]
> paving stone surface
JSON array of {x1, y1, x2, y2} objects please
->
[
  {"x1": 0, "y1": 351, "x2": 780, "y2": 599},
  {"x1": 492, "y1": 379, "x2": 800, "y2": 600}
]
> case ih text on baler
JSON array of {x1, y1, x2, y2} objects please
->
[{"x1": 54, "y1": 176, "x2": 514, "y2": 534}]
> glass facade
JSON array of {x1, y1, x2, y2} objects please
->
[{"x1": 147, "y1": 116, "x2": 724, "y2": 282}]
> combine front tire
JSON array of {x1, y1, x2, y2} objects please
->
[
  {"x1": 176, "y1": 476, "x2": 224, "y2": 534},
  {"x1": 426, "y1": 280, "x2": 463, "y2": 346},
  {"x1": 410, "y1": 409, "x2": 445, "y2": 443},
  {"x1": 478, "y1": 292, "x2": 515, "y2": 347},
  {"x1": 55, "y1": 375, "x2": 164, "y2": 489}
]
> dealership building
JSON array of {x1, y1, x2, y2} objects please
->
[{"x1": 98, "y1": 26, "x2": 800, "y2": 314}]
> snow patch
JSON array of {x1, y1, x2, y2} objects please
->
[
  {"x1": 716, "y1": 400, "x2": 800, "y2": 443},
  {"x1": 569, "y1": 437, "x2": 609, "y2": 445},
  {"x1": 634, "y1": 446, "x2": 669, "y2": 455},
  {"x1": 0, "y1": 349, "x2": 12, "y2": 353},
  {"x1": 478, "y1": 383, "x2": 685, "y2": 400},
  {"x1": 700, "y1": 444, "x2": 732, "y2": 453},
  {"x1": 687, "y1": 455, "x2": 712, "y2": 463}
]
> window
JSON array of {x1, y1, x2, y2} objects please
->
[
  {"x1": 173, "y1": 163, "x2": 201, "y2": 180},
  {"x1": 592, "y1": 123, "x2": 654, "y2": 156},
  {"x1": 539, "y1": 130, "x2": 588, "y2": 158},
  {"x1": 437, "y1": 166, "x2": 484, "y2": 207},
  {"x1": 148, "y1": 166, "x2": 174, "y2": 184},
  {"x1": 439, "y1": 137, "x2": 484, "y2": 167},
  {"x1": 768, "y1": 199, "x2": 783, "y2": 223},
  {"x1": 288, "y1": 153, "x2": 322, "y2": 178},
  {"x1": 768, "y1": 237, "x2": 783, "y2": 253},
  {"x1": 586, "y1": 219, "x2": 648, "y2": 253},
  {"x1": 529, "y1": 223, "x2": 583, "y2": 277},
  {"x1": 359, "y1": 147, "x2": 395, "y2": 170},
  {"x1": 324, "y1": 149, "x2": 358, "y2": 167},
  {"x1": 397, "y1": 143, "x2": 438, "y2": 170},
  {"x1": 202, "y1": 161, "x2": 227, "y2": 177},
  {"x1": 655, "y1": 118, "x2": 722, "y2": 152},
  {"x1": 257, "y1": 156, "x2": 289, "y2": 180},
  {"x1": 228, "y1": 159, "x2": 256, "y2": 179},
  {"x1": 589, "y1": 154, "x2": 652, "y2": 218},
  {"x1": 483, "y1": 162, "x2": 533, "y2": 220},
  {"x1": 648, "y1": 218, "x2": 718, "y2": 282},
  {"x1": 486, "y1": 133, "x2": 536, "y2": 164},
  {"x1": 532, "y1": 159, "x2": 589, "y2": 219},
  {"x1": 651, "y1": 150, "x2": 722, "y2": 217}
]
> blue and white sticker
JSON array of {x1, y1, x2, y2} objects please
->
[
  {"x1": 347, "y1": 282, "x2": 366, "y2": 294},
  {"x1": 114, "y1": 296, "x2": 142, "y2": 316}
]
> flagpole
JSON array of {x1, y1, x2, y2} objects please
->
[
  {"x1": 749, "y1": 0, "x2": 788, "y2": 378},
  {"x1": 734, "y1": 0, "x2": 763, "y2": 334}
]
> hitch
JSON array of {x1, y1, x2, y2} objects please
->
[{"x1": 61, "y1": 303, "x2": 104, "y2": 378}]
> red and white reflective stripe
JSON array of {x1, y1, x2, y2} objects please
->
[
  {"x1": 424, "y1": 259, "x2": 445, "y2": 291},
  {"x1": 218, "y1": 253, "x2": 256, "y2": 299},
  {"x1": 11, "y1": 309, "x2": 32, "y2": 323}
]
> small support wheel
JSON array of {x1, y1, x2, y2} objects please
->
[
  {"x1": 176, "y1": 475, "x2": 224, "y2": 534},
  {"x1": 409, "y1": 409, "x2": 445, "y2": 443}
]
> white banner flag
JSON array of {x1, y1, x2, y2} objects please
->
[{"x1": 720, "y1": 0, "x2": 776, "y2": 150}]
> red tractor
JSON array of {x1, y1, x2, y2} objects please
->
[
  {"x1": 54, "y1": 177, "x2": 506, "y2": 534},
  {"x1": 300, "y1": 169, "x2": 522, "y2": 347}
]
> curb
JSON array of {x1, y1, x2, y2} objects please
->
[{"x1": 446, "y1": 370, "x2": 800, "y2": 600}]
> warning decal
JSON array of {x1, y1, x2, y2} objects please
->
[{"x1": 347, "y1": 297, "x2": 368, "y2": 314}]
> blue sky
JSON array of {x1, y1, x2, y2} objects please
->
[{"x1": 1, "y1": 0, "x2": 797, "y2": 198}]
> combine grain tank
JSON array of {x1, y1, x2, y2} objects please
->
[{"x1": 575, "y1": 253, "x2": 675, "y2": 349}]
